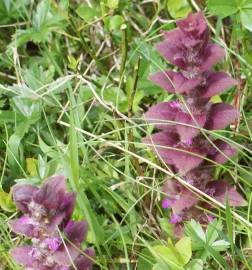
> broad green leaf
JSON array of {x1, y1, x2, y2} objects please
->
[
  {"x1": 159, "y1": 218, "x2": 174, "y2": 236},
  {"x1": 137, "y1": 248, "x2": 155, "y2": 270},
  {"x1": 0, "y1": 188, "x2": 15, "y2": 212},
  {"x1": 206, "y1": 219, "x2": 223, "y2": 245},
  {"x1": 152, "y1": 261, "x2": 171, "y2": 270},
  {"x1": 133, "y1": 89, "x2": 144, "y2": 113},
  {"x1": 208, "y1": 0, "x2": 252, "y2": 31},
  {"x1": 240, "y1": 8, "x2": 252, "y2": 31},
  {"x1": 175, "y1": 237, "x2": 192, "y2": 265},
  {"x1": 32, "y1": 0, "x2": 50, "y2": 30},
  {"x1": 103, "y1": 87, "x2": 128, "y2": 112},
  {"x1": 152, "y1": 245, "x2": 183, "y2": 269},
  {"x1": 0, "y1": 111, "x2": 23, "y2": 123},
  {"x1": 186, "y1": 220, "x2": 206, "y2": 243},
  {"x1": 109, "y1": 15, "x2": 124, "y2": 31},
  {"x1": 76, "y1": 4, "x2": 101, "y2": 22},
  {"x1": 106, "y1": 0, "x2": 119, "y2": 9},
  {"x1": 3, "y1": 0, "x2": 11, "y2": 12},
  {"x1": 68, "y1": 55, "x2": 79, "y2": 70},
  {"x1": 210, "y1": 95, "x2": 222, "y2": 103},
  {"x1": 167, "y1": 0, "x2": 191, "y2": 19},
  {"x1": 207, "y1": 0, "x2": 239, "y2": 17},
  {"x1": 185, "y1": 259, "x2": 203, "y2": 270},
  {"x1": 26, "y1": 158, "x2": 38, "y2": 176},
  {"x1": 212, "y1": 240, "x2": 230, "y2": 251},
  {"x1": 38, "y1": 136, "x2": 59, "y2": 159}
]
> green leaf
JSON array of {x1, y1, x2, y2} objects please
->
[
  {"x1": 207, "y1": 0, "x2": 239, "y2": 17},
  {"x1": 152, "y1": 261, "x2": 171, "y2": 270},
  {"x1": 38, "y1": 136, "x2": 59, "y2": 159},
  {"x1": 76, "y1": 4, "x2": 101, "y2": 22},
  {"x1": 103, "y1": 87, "x2": 128, "y2": 112},
  {"x1": 186, "y1": 220, "x2": 206, "y2": 243},
  {"x1": 32, "y1": 0, "x2": 50, "y2": 30},
  {"x1": 26, "y1": 158, "x2": 38, "y2": 176},
  {"x1": 175, "y1": 237, "x2": 192, "y2": 265},
  {"x1": 38, "y1": 155, "x2": 48, "y2": 179},
  {"x1": 106, "y1": 0, "x2": 119, "y2": 9},
  {"x1": 0, "y1": 188, "x2": 15, "y2": 212},
  {"x1": 206, "y1": 219, "x2": 223, "y2": 245},
  {"x1": 167, "y1": 0, "x2": 191, "y2": 19},
  {"x1": 152, "y1": 245, "x2": 182, "y2": 269},
  {"x1": 207, "y1": 0, "x2": 252, "y2": 31},
  {"x1": 7, "y1": 120, "x2": 30, "y2": 176},
  {"x1": 211, "y1": 240, "x2": 230, "y2": 251},
  {"x1": 109, "y1": 15, "x2": 124, "y2": 31},
  {"x1": 225, "y1": 192, "x2": 235, "y2": 259},
  {"x1": 240, "y1": 7, "x2": 252, "y2": 31},
  {"x1": 185, "y1": 259, "x2": 203, "y2": 270},
  {"x1": 185, "y1": 220, "x2": 230, "y2": 268},
  {"x1": 0, "y1": 110, "x2": 23, "y2": 123},
  {"x1": 210, "y1": 95, "x2": 222, "y2": 103},
  {"x1": 68, "y1": 55, "x2": 79, "y2": 70},
  {"x1": 137, "y1": 248, "x2": 156, "y2": 270},
  {"x1": 159, "y1": 218, "x2": 174, "y2": 236}
]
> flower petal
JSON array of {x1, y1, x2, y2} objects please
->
[
  {"x1": 73, "y1": 248, "x2": 95, "y2": 270},
  {"x1": 171, "y1": 145, "x2": 207, "y2": 173},
  {"x1": 34, "y1": 175, "x2": 66, "y2": 209},
  {"x1": 12, "y1": 184, "x2": 38, "y2": 212},
  {"x1": 144, "y1": 101, "x2": 179, "y2": 130},
  {"x1": 208, "y1": 181, "x2": 247, "y2": 207},
  {"x1": 208, "y1": 140, "x2": 237, "y2": 164},
  {"x1": 149, "y1": 71, "x2": 201, "y2": 94},
  {"x1": 175, "y1": 110, "x2": 207, "y2": 141},
  {"x1": 156, "y1": 40, "x2": 187, "y2": 70},
  {"x1": 201, "y1": 72, "x2": 238, "y2": 98},
  {"x1": 9, "y1": 216, "x2": 37, "y2": 237},
  {"x1": 200, "y1": 44, "x2": 225, "y2": 71},
  {"x1": 11, "y1": 246, "x2": 35, "y2": 267},
  {"x1": 64, "y1": 220, "x2": 88, "y2": 244},
  {"x1": 60, "y1": 192, "x2": 77, "y2": 225},
  {"x1": 172, "y1": 189, "x2": 199, "y2": 214},
  {"x1": 48, "y1": 192, "x2": 77, "y2": 232},
  {"x1": 53, "y1": 245, "x2": 79, "y2": 266},
  {"x1": 176, "y1": 12, "x2": 208, "y2": 42},
  {"x1": 206, "y1": 103, "x2": 239, "y2": 130},
  {"x1": 143, "y1": 132, "x2": 179, "y2": 165}
]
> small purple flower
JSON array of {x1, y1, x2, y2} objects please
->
[
  {"x1": 184, "y1": 138, "x2": 193, "y2": 146},
  {"x1": 162, "y1": 198, "x2": 174, "y2": 209},
  {"x1": 44, "y1": 237, "x2": 62, "y2": 251},
  {"x1": 170, "y1": 101, "x2": 181, "y2": 108},
  {"x1": 9, "y1": 175, "x2": 95, "y2": 270},
  {"x1": 170, "y1": 213, "x2": 182, "y2": 224},
  {"x1": 206, "y1": 215, "x2": 215, "y2": 223}
]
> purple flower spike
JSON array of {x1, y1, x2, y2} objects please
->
[
  {"x1": 9, "y1": 175, "x2": 95, "y2": 270},
  {"x1": 143, "y1": 11, "x2": 246, "y2": 236}
]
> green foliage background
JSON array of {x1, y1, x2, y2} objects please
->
[{"x1": 0, "y1": 0, "x2": 251, "y2": 269}]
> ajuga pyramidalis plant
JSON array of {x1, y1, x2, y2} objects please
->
[
  {"x1": 143, "y1": 12, "x2": 246, "y2": 235},
  {"x1": 9, "y1": 175, "x2": 94, "y2": 270}
]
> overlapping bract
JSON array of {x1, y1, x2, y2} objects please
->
[
  {"x1": 143, "y1": 12, "x2": 246, "y2": 234},
  {"x1": 9, "y1": 175, "x2": 94, "y2": 270}
]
